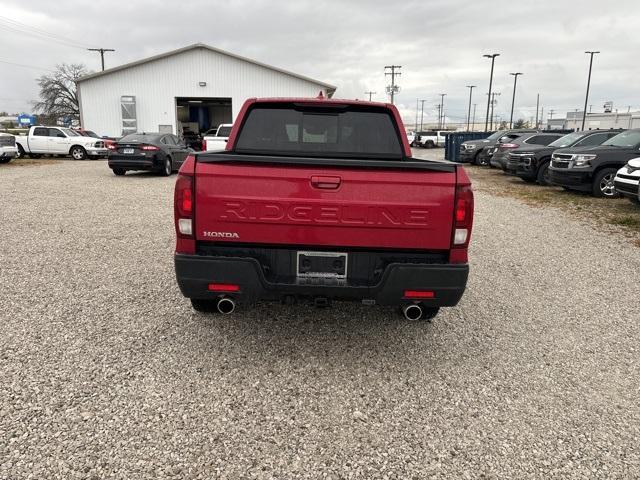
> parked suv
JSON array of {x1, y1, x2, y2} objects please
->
[
  {"x1": 548, "y1": 129, "x2": 640, "y2": 197},
  {"x1": 505, "y1": 130, "x2": 620, "y2": 185},
  {"x1": 459, "y1": 129, "x2": 537, "y2": 165},
  {"x1": 614, "y1": 158, "x2": 640, "y2": 203},
  {"x1": 491, "y1": 132, "x2": 564, "y2": 171}
]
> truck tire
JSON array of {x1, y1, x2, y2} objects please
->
[
  {"x1": 0, "y1": 158, "x2": 11, "y2": 164},
  {"x1": 592, "y1": 168, "x2": 619, "y2": 198},
  {"x1": 70, "y1": 146, "x2": 87, "y2": 160},
  {"x1": 536, "y1": 159, "x2": 551, "y2": 185},
  {"x1": 162, "y1": 157, "x2": 172, "y2": 176},
  {"x1": 190, "y1": 299, "x2": 219, "y2": 313},
  {"x1": 112, "y1": 168, "x2": 126, "y2": 176},
  {"x1": 16, "y1": 144, "x2": 25, "y2": 158},
  {"x1": 424, "y1": 140, "x2": 435, "y2": 149}
]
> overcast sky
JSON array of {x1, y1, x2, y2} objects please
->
[{"x1": 1, "y1": 0, "x2": 639, "y2": 127}]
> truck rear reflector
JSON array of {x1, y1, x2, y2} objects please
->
[
  {"x1": 208, "y1": 283, "x2": 240, "y2": 292},
  {"x1": 404, "y1": 290, "x2": 435, "y2": 299}
]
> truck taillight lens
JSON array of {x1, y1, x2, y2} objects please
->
[
  {"x1": 175, "y1": 172, "x2": 195, "y2": 254},
  {"x1": 201, "y1": 139, "x2": 207, "y2": 151},
  {"x1": 450, "y1": 185, "x2": 474, "y2": 263},
  {"x1": 107, "y1": 143, "x2": 116, "y2": 150}
]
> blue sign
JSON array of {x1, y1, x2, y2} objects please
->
[{"x1": 17, "y1": 114, "x2": 36, "y2": 126}]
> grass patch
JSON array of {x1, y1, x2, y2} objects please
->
[{"x1": 464, "y1": 164, "x2": 640, "y2": 246}]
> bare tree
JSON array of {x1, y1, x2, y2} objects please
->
[{"x1": 33, "y1": 64, "x2": 88, "y2": 121}]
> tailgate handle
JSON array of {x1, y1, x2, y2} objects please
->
[{"x1": 311, "y1": 175, "x2": 341, "y2": 189}]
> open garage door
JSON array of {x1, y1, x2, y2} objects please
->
[{"x1": 176, "y1": 97, "x2": 232, "y2": 148}]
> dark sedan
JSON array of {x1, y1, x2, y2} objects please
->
[{"x1": 108, "y1": 133, "x2": 193, "y2": 176}]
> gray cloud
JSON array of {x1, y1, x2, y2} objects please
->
[{"x1": 1, "y1": 0, "x2": 638, "y2": 127}]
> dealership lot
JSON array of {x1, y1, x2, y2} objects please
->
[{"x1": 1, "y1": 158, "x2": 639, "y2": 478}]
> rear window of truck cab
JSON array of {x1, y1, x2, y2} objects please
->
[{"x1": 234, "y1": 104, "x2": 404, "y2": 159}]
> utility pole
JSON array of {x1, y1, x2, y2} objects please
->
[
  {"x1": 88, "y1": 48, "x2": 115, "y2": 71},
  {"x1": 419, "y1": 100, "x2": 426, "y2": 131},
  {"x1": 364, "y1": 91, "x2": 376, "y2": 101},
  {"x1": 549, "y1": 109, "x2": 555, "y2": 119},
  {"x1": 415, "y1": 99, "x2": 419, "y2": 131},
  {"x1": 535, "y1": 93, "x2": 540, "y2": 130},
  {"x1": 483, "y1": 53, "x2": 500, "y2": 131},
  {"x1": 589, "y1": 104, "x2": 593, "y2": 113},
  {"x1": 509, "y1": 72, "x2": 523, "y2": 128},
  {"x1": 582, "y1": 51, "x2": 600, "y2": 130},
  {"x1": 540, "y1": 106, "x2": 544, "y2": 128},
  {"x1": 472, "y1": 104, "x2": 477, "y2": 130},
  {"x1": 384, "y1": 65, "x2": 402, "y2": 104},
  {"x1": 435, "y1": 104, "x2": 441, "y2": 129},
  {"x1": 466, "y1": 85, "x2": 476, "y2": 131},
  {"x1": 489, "y1": 92, "x2": 500, "y2": 130},
  {"x1": 438, "y1": 94, "x2": 446, "y2": 129},
  {"x1": 627, "y1": 105, "x2": 631, "y2": 113}
]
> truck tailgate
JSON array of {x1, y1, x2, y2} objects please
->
[{"x1": 194, "y1": 160, "x2": 456, "y2": 250}]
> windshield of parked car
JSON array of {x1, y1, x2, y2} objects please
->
[
  {"x1": 486, "y1": 130, "x2": 507, "y2": 141},
  {"x1": 120, "y1": 134, "x2": 161, "y2": 143},
  {"x1": 549, "y1": 132, "x2": 584, "y2": 147},
  {"x1": 216, "y1": 126, "x2": 232, "y2": 137},
  {"x1": 602, "y1": 130, "x2": 640, "y2": 147},
  {"x1": 62, "y1": 128, "x2": 79, "y2": 136}
]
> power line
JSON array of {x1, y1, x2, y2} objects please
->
[
  {"x1": 0, "y1": 15, "x2": 96, "y2": 49},
  {"x1": 0, "y1": 58, "x2": 55, "y2": 72}
]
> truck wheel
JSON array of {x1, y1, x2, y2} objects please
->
[
  {"x1": 425, "y1": 140, "x2": 435, "y2": 149},
  {"x1": 190, "y1": 299, "x2": 219, "y2": 313},
  {"x1": 592, "y1": 168, "x2": 619, "y2": 198},
  {"x1": 70, "y1": 146, "x2": 87, "y2": 160},
  {"x1": 16, "y1": 145, "x2": 25, "y2": 158},
  {"x1": 162, "y1": 157, "x2": 172, "y2": 176},
  {"x1": 536, "y1": 160, "x2": 551, "y2": 185},
  {"x1": 112, "y1": 168, "x2": 126, "y2": 176}
]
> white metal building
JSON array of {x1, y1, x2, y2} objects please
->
[{"x1": 76, "y1": 43, "x2": 336, "y2": 138}]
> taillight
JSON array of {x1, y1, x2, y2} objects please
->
[
  {"x1": 175, "y1": 172, "x2": 195, "y2": 254},
  {"x1": 500, "y1": 143, "x2": 518, "y2": 149},
  {"x1": 107, "y1": 143, "x2": 116, "y2": 150},
  {"x1": 201, "y1": 139, "x2": 207, "y2": 151},
  {"x1": 450, "y1": 184, "x2": 474, "y2": 263},
  {"x1": 141, "y1": 144, "x2": 160, "y2": 151}
]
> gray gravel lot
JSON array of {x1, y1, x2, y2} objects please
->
[{"x1": 1, "y1": 156, "x2": 639, "y2": 479}]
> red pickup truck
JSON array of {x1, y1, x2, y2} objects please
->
[{"x1": 174, "y1": 96, "x2": 473, "y2": 321}]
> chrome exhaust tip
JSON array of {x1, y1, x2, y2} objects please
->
[
  {"x1": 217, "y1": 297, "x2": 236, "y2": 315},
  {"x1": 403, "y1": 304, "x2": 423, "y2": 321}
]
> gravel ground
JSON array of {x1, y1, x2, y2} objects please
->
[{"x1": 1, "y1": 158, "x2": 639, "y2": 479}]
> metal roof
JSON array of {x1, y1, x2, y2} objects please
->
[{"x1": 76, "y1": 43, "x2": 336, "y2": 95}]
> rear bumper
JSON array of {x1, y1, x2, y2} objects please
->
[
  {"x1": 108, "y1": 155, "x2": 158, "y2": 171},
  {"x1": 174, "y1": 253, "x2": 469, "y2": 307},
  {"x1": 548, "y1": 168, "x2": 592, "y2": 191}
]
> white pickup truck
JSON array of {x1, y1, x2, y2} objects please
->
[
  {"x1": 15, "y1": 126, "x2": 109, "y2": 160},
  {"x1": 418, "y1": 130, "x2": 448, "y2": 148},
  {"x1": 0, "y1": 133, "x2": 18, "y2": 163},
  {"x1": 202, "y1": 123, "x2": 232, "y2": 151}
]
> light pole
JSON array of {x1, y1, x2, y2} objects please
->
[
  {"x1": 535, "y1": 93, "x2": 540, "y2": 129},
  {"x1": 420, "y1": 99, "x2": 426, "y2": 131},
  {"x1": 509, "y1": 72, "x2": 523, "y2": 128},
  {"x1": 438, "y1": 93, "x2": 446, "y2": 129},
  {"x1": 472, "y1": 104, "x2": 477, "y2": 129},
  {"x1": 466, "y1": 85, "x2": 476, "y2": 131},
  {"x1": 581, "y1": 51, "x2": 599, "y2": 130},
  {"x1": 483, "y1": 53, "x2": 500, "y2": 131}
]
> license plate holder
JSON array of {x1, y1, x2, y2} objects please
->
[
  {"x1": 123, "y1": 148, "x2": 134, "y2": 154},
  {"x1": 296, "y1": 251, "x2": 348, "y2": 279}
]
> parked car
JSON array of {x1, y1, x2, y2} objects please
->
[
  {"x1": 15, "y1": 126, "x2": 109, "y2": 160},
  {"x1": 202, "y1": 123, "x2": 232, "y2": 151},
  {"x1": 0, "y1": 132, "x2": 17, "y2": 163},
  {"x1": 613, "y1": 158, "x2": 640, "y2": 203},
  {"x1": 548, "y1": 129, "x2": 640, "y2": 197},
  {"x1": 505, "y1": 130, "x2": 620, "y2": 185},
  {"x1": 491, "y1": 132, "x2": 564, "y2": 171},
  {"x1": 174, "y1": 97, "x2": 474, "y2": 321},
  {"x1": 459, "y1": 129, "x2": 536, "y2": 165},
  {"x1": 75, "y1": 128, "x2": 116, "y2": 149},
  {"x1": 418, "y1": 130, "x2": 448, "y2": 148},
  {"x1": 107, "y1": 132, "x2": 193, "y2": 176}
]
